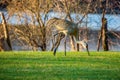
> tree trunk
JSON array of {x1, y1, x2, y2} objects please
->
[
  {"x1": 101, "y1": 18, "x2": 109, "y2": 51},
  {"x1": 97, "y1": 0, "x2": 109, "y2": 51},
  {"x1": 97, "y1": 32, "x2": 101, "y2": 51},
  {"x1": 0, "y1": 38, "x2": 4, "y2": 51},
  {"x1": 0, "y1": 12, "x2": 12, "y2": 51},
  {"x1": 70, "y1": 36, "x2": 76, "y2": 51},
  {"x1": 97, "y1": 17, "x2": 109, "y2": 51},
  {"x1": 41, "y1": 28, "x2": 46, "y2": 51}
]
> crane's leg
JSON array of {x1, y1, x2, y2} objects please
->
[
  {"x1": 53, "y1": 33, "x2": 60, "y2": 56},
  {"x1": 53, "y1": 47, "x2": 57, "y2": 56},
  {"x1": 53, "y1": 33, "x2": 65, "y2": 56},
  {"x1": 86, "y1": 43, "x2": 90, "y2": 56},
  {"x1": 75, "y1": 38, "x2": 90, "y2": 56},
  {"x1": 64, "y1": 35, "x2": 67, "y2": 56},
  {"x1": 81, "y1": 42, "x2": 90, "y2": 56},
  {"x1": 64, "y1": 40, "x2": 66, "y2": 56}
]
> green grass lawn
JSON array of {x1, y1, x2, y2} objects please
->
[{"x1": 0, "y1": 51, "x2": 120, "y2": 80}]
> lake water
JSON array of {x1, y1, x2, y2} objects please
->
[{"x1": 1, "y1": 11, "x2": 120, "y2": 30}]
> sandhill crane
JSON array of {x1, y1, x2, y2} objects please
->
[{"x1": 47, "y1": 18, "x2": 90, "y2": 56}]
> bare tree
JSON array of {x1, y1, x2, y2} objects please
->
[
  {"x1": 0, "y1": 12, "x2": 12, "y2": 51},
  {"x1": 7, "y1": 0, "x2": 54, "y2": 51},
  {"x1": 5, "y1": 0, "x2": 120, "y2": 52}
]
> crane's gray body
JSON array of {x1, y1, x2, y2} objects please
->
[
  {"x1": 46, "y1": 18, "x2": 90, "y2": 56},
  {"x1": 47, "y1": 18, "x2": 79, "y2": 38}
]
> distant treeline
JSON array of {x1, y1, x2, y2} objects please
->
[{"x1": 0, "y1": 0, "x2": 120, "y2": 14}]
